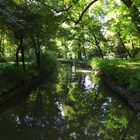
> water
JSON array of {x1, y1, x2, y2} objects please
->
[{"x1": 0, "y1": 64, "x2": 139, "y2": 140}]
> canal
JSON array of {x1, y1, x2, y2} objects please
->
[{"x1": 0, "y1": 64, "x2": 139, "y2": 140}]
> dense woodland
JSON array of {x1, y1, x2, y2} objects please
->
[
  {"x1": 0, "y1": 0, "x2": 140, "y2": 65},
  {"x1": 1, "y1": 1, "x2": 140, "y2": 98}
]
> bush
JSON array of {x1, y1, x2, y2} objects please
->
[
  {"x1": 40, "y1": 51, "x2": 57, "y2": 71},
  {"x1": 0, "y1": 51, "x2": 57, "y2": 88},
  {"x1": 90, "y1": 58, "x2": 140, "y2": 96},
  {"x1": 2, "y1": 64, "x2": 36, "y2": 84}
]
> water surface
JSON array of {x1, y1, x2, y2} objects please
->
[{"x1": 0, "y1": 64, "x2": 139, "y2": 140}]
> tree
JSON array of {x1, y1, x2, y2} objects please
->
[{"x1": 121, "y1": 0, "x2": 140, "y2": 37}]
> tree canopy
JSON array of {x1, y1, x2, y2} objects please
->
[{"x1": 0, "y1": 0, "x2": 140, "y2": 67}]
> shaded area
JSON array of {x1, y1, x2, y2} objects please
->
[{"x1": 0, "y1": 64, "x2": 139, "y2": 140}]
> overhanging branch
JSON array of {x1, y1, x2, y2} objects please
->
[
  {"x1": 37, "y1": 0, "x2": 98, "y2": 25},
  {"x1": 74, "y1": 0, "x2": 98, "y2": 25},
  {"x1": 38, "y1": 0, "x2": 78, "y2": 14}
]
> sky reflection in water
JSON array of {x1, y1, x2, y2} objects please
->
[{"x1": 0, "y1": 64, "x2": 139, "y2": 140}]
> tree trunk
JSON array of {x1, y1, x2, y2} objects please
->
[
  {"x1": 31, "y1": 35, "x2": 41, "y2": 69},
  {"x1": 16, "y1": 46, "x2": 20, "y2": 66},
  {"x1": 37, "y1": 37, "x2": 41, "y2": 68},
  {"x1": 77, "y1": 43, "x2": 82, "y2": 60},
  {"x1": 78, "y1": 51, "x2": 82, "y2": 60},
  {"x1": 83, "y1": 45, "x2": 87, "y2": 59},
  {"x1": 117, "y1": 32, "x2": 132, "y2": 59},
  {"x1": 0, "y1": 33, "x2": 2, "y2": 57},
  {"x1": 93, "y1": 35, "x2": 104, "y2": 58},
  {"x1": 16, "y1": 37, "x2": 25, "y2": 68},
  {"x1": 36, "y1": 29, "x2": 41, "y2": 68},
  {"x1": 0, "y1": 32, "x2": 5, "y2": 57},
  {"x1": 35, "y1": 47, "x2": 41, "y2": 69},
  {"x1": 21, "y1": 45, "x2": 25, "y2": 70}
]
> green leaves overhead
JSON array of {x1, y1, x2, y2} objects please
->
[{"x1": 1, "y1": 0, "x2": 140, "y2": 61}]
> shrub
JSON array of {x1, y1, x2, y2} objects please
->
[
  {"x1": 90, "y1": 58, "x2": 140, "y2": 96},
  {"x1": 40, "y1": 51, "x2": 57, "y2": 71}
]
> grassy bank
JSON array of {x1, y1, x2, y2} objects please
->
[
  {"x1": 90, "y1": 58, "x2": 140, "y2": 97},
  {"x1": 0, "y1": 52, "x2": 56, "y2": 94}
]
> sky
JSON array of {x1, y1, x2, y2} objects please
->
[{"x1": 116, "y1": 0, "x2": 121, "y2": 5}]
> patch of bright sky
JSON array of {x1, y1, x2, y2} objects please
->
[
  {"x1": 62, "y1": 22, "x2": 69, "y2": 28},
  {"x1": 116, "y1": 0, "x2": 121, "y2": 6}
]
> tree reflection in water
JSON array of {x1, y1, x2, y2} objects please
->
[{"x1": 0, "y1": 64, "x2": 139, "y2": 140}]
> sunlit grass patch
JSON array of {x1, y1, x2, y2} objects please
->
[{"x1": 90, "y1": 58, "x2": 140, "y2": 96}]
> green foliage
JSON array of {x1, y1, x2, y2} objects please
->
[
  {"x1": 0, "y1": 57, "x2": 7, "y2": 62},
  {"x1": 40, "y1": 51, "x2": 57, "y2": 70},
  {"x1": 127, "y1": 72, "x2": 140, "y2": 94},
  {"x1": 0, "y1": 52, "x2": 56, "y2": 86},
  {"x1": 90, "y1": 58, "x2": 140, "y2": 96},
  {"x1": 90, "y1": 58, "x2": 120, "y2": 76},
  {"x1": 1, "y1": 63, "x2": 36, "y2": 84}
]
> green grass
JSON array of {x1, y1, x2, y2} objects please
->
[
  {"x1": 0, "y1": 52, "x2": 57, "y2": 87},
  {"x1": 90, "y1": 58, "x2": 140, "y2": 96},
  {"x1": 0, "y1": 63, "x2": 37, "y2": 85}
]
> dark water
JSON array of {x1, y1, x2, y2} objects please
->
[{"x1": 0, "y1": 64, "x2": 140, "y2": 140}]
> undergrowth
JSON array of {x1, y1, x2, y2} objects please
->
[{"x1": 90, "y1": 58, "x2": 140, "y2": 96}]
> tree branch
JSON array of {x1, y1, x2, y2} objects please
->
[
  {"x1": 121, "y1": 0, "x2": 133, "y2": 8},
  {"x1": 74, "y1": 0, "x2": 98, "y2": 25},
  {"x1": 38, "y1": 0, "x2": 77, "y2": 14},
  {"x1": 38, "y1": 0, "x2": 98, "y2": 25},
  {"x1": 55, "y1": 4, "x2": 73, "y2": 13}
]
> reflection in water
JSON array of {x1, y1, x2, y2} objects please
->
[{"x1": 0, "y1": 64, "x2": 140, "y2": 140}]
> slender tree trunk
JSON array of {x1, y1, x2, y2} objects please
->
[
  {"x1": 31, "y1": 35, "x2": 38, "y2": 58},
  {"x1": 83, "y1": 45, "x2": 87, "y2": 59},
  {"x1": 0, "y1": 33, "x2": 5, "y2": 57},
  {"x1": 77, "y1": 43, "x2": 82, "y2": 60},
  {"x1": 34, "y1": 47, "x2": 41, "y2": 69},
  {"x1": 36, "y1": 29, "x2": 41, "y2": 68},
  {"x1": 0, "y1": 33, "x2": 2, "y2": 57},
  {"x1": 21, "y1": 45, "x2": 25, "y2": 70},
  {"x1": 78, "y1": 51, "x2": 82, "y2": 60},
  {"x1": 93, "y1": 35, "x2": 104, "y2": 58},
  {"x1": 31, "y1": 35, "x2": 41, "y2": 69},
  {"x1": 131, "y1": 40, "x2": 135, "y2": 58},
  {"x1": 37, "y1": 47, "x2": 41, "y2": 68},
  {"x1": 37, "y1": 37, "x2": 41, "y2": 68},
  {"x1": 16, "y1": 37, "x2": 25, "y2": 68},
  {"x1": 16, "y1": 46, "x2": 20, "y2": 66},
  {"x1": 117, "y1": 32, "x2": 132, "y2": 59}
]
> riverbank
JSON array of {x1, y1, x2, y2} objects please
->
[
  {"x1": 0, "y1": 59, "x2": 56, "y2": 104},
  {"x1": 90, "y1": 58, "x2": 140, "y2": 111}
]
